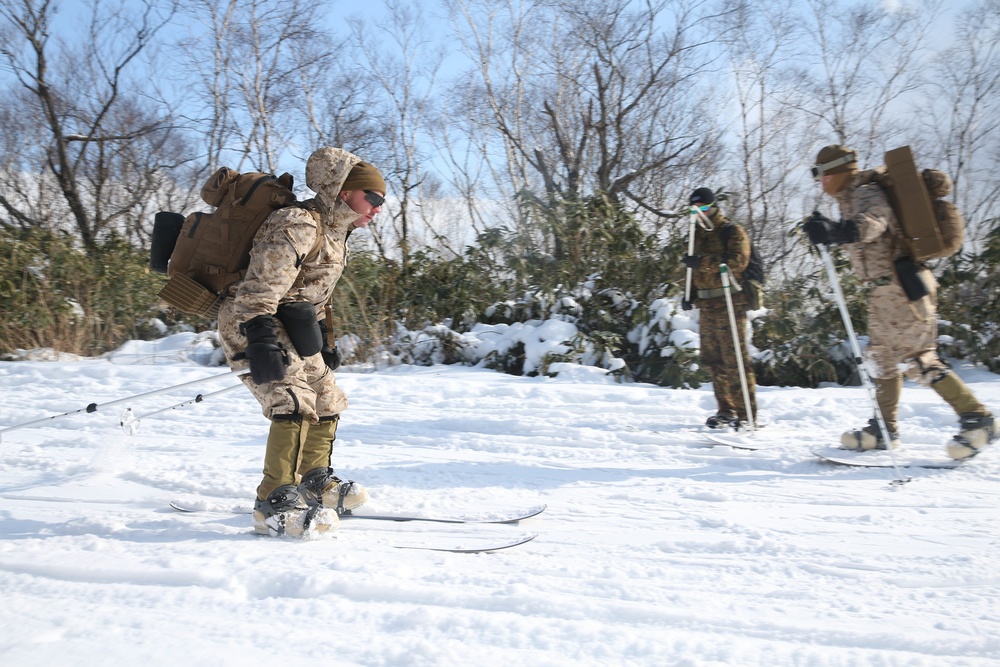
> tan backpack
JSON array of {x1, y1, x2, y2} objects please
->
[
  {"x1": 154, "y1": 167, "x2": 312, "y2": 317},
  {"x1": 877, "y1": 146, "x2": 965, "y2": 261}
]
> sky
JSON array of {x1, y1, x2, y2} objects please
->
[{"x1": 1, "y1": 330, "x2": 999, "y2": 666}]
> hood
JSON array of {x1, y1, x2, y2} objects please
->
[{"x1": 305, "y1": 147, "x2": 362, "y2": 212}]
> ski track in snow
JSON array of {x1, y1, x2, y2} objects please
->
[{"x1": 1, "y1": 357, "x2": 999, "y2": 666}]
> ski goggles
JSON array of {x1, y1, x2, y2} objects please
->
[
  {"x1": 811, "y1": 151, "x2": 857, "y2": 180},
  {"x1": 363, "y1": 190, "x2": 386, "y2": 208},
  {"x1": 692, "y1": 204, "x2": 712, "y2": 212}
]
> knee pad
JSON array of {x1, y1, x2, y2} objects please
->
[{"x1": 908, "y1": 352, "x2": 949, "y2": 386}]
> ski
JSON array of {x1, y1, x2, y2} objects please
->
[
  {"x1": 169, "y1": 500, "x2": 546, "y2": 524},
  {"x1": 390, "y1": 533, "x2": 537, "y2": 554},
  {"x1": 812, "y1": 446, "x2": 962, "y2": 469},
  {"x1": 341, "y1": 505, "x2": 546, "y2": 524},
  {"x1": 702, "y1": 432, "x2": 771, "y2": 450},
  {"x1": 169, "y1": 501, "x2": 540, "y2": 553}
]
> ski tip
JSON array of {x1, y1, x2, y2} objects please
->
[
  {"x1": 704, "y1": 433, "x2": 770, "y2": 450},
  {"x1": 169, "y1": 501, "x2": 197, "y2": 512},
  {"x1": 486, "y1": 504, "x2": 547, "y2": 523},
  {"x1": 169, "y1": 499, "x2": 251, "y2": 514},
  {"x1": 396, "y1": 533, "x2": 538, "y2": 554},
  {"x1": 515, "y1": 504, "x2": 547, "y2": 517},
  {"x1": 468, "y1": 532, "x2": 538, "y2": 552}
]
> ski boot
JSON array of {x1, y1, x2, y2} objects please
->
[
  {"x1": 946, "y1": 413, "x2": 1000, "y2": 459},
  {"x1": 298, "y1": 467, "x2": 369, "y2": 515},
  {"x1": 253, "y1": 484, "x2": 338, "y2": 538},
  {"x1": 840, "y1": 418, "x2": 899, "y2": 450},
  {"x1": 705, "y1": 412, "x2": 739, "y2": 430}
]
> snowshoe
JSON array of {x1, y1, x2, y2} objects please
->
[
  {"x1": 947, "y1": 413, "x2": 1000, "y2": 459},
  {"x1": 840, "y1": 418, "x2": 899, "y2": 451}
]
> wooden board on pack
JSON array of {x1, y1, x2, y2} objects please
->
[
  {"x1": 882, "y1": 146, "x2": 964, "y2": 261},
  {"x1": 158, "y1": 168, "x2": 298, "y2": 317}
]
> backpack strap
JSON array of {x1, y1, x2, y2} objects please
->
[
  {"x1": 293, "y1": 199, "x2": 325, "y2": 267},
  {"x1": 859, "y1": 167, "x2": 913, "y2": 253},
  {"x1": 720, "y1": 223, "x2": 737, "y2": 267},
  {"x1": 719, "y1": 223, "x2": 745, "y2": 292},
  {"x1": 323, "y1": 301, "x2": 336, "y2": 347},
  {"x1": 307, "y1": 208, "x2": 324, "y2": 260}
]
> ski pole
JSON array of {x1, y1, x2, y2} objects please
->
[
  {"x1": 120, "y1": 383, "x2": 246, "y2": 435},
  {"x1": 817, "y1": 244, "x2": 910, "y2": 484},
  {"x1": 684, "y1": 207, "x2": 698, "y2": 303},
  {"x1": 720, "y1": 264, "x2": 755, "y2": 431},
  {"x1": 684, "y1": 205, "x2": 716, "y2": 304},
  {"x1": 0, "y1": 368, "x2": 243, "y2": 443}
]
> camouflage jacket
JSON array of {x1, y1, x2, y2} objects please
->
[
  {"x1": 832, "y1": 170, "x2": 907, "y2": 283},
  {"x1": 228, "y1": 147, "x2": 363, "y2": 322},
  {"x1": 689, "y1": 211, "x2": 751, "y2": 293}
]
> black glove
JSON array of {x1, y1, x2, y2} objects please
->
[
  {"x1": 234, "y1": 315, "x2": 290, "y2": 384},
  {"x1": 681, "y1": 254, "x2": 703, "y2": 269},
  {"x1": 802, "y1": 212, "x2": 835, "y2": 245},
  {"x1": 321, "y1": 346, "x2": 341, "y2": 371},
  {"x1": 803, "y1": 211, "x2": 859, "y2": 246},
  {"x1": 317, "y1": 319, "x2": 342, "y2": 371},
  {"x1": 681, "y1": 297, "x2": 695, "y2": 311}
]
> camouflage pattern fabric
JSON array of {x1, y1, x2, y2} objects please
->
[
  {"x1": 830, "y1": 170, "x2": 988, "y2": 427},
  {"x1": 689, "y1": 213, "x2": 751, "y2": 293},
  {"x1": 865, "y1": 277, "x2": 942, "y2": 381},
  {"x1": 832, "y1": 173, "x2": 902, "y2": 283},
  {"x1": 832, "y1": 174, "x2": 948, "y2": 383},
  {"x1": 689, "y1": 212, "x2": 756, "y2": 420},
  {"x1": 218, "y1": 147, "x2": 363, "y2": 422},
  {"x1": 698, "y1": 299, "x2": 757, "y2": 421}
]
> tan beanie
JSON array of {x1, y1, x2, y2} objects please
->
[
  {"x1": 814, "y1": 145, "x2": 858, "y2": 177},
  {"x1": 341, "y1": 162, "x2": 386, "y2": 194}
]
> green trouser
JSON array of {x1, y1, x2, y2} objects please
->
[
  {"x1": 874, "y1": 371, "x2": 986, "y2": 435},
  {"x1": 256, "y1": 415, "x2": 340, "y2": 500},
  {"x1": 931, "y1": 371, "x2": 987, "y2": 417},
  {"x1": 699, "y1": 299, "x2": 757, "y2": 420},
  {"x1": 874, "y1": 376, "x2": 902, "y2": 433}
]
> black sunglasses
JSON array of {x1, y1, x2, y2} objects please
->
[{"x1": 363, "y1": 190, "x2": 385, "y2": 207}]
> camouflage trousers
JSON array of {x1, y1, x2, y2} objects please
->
[
  {"x1": 217, "y1": 297, "x2": 348, "y2": 422},
  {"x1": 866, "y1": 274, "x2": 946, "y2": 383},
  {"x1": 699, "y1": 298, "x2": 757, "y2": 421},
  {"x1": 865, "y1": 273, "x2": 986, "y2": 424}
]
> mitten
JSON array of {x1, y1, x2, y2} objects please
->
[
  {"x1": 234, "y1": 315, "x2": 290, "y2": 384},
  {"x1": 681, "y1": 254, "x2": 703, "y2": 269}
]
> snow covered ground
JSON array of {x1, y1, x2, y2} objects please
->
[{"x1": 1, "y1": 336, "x2": 999, "y2": 666}]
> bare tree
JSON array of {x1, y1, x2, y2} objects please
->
[
  {"x1": 177, "y1": 0, "x2": 335, "y2": 175},
  {"x1": 791, "y1": 0, "x2": 942, "y2": 163},
  {"x1": 0, "y1": 0, "x2": 182, "y2": 248},
  {"x1": 717, "y1": 0, "x2": 812, "y2": 282},
  {"x1": 444, "y1": 0, "x2": 726, "y2": 262},
  {"x1": 346, "y1": 0, "x2": 448, "y2": 268},
  {"x1": 297, "y1": 52, "x2": 376, "y2": 159}
]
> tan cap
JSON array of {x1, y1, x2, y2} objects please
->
[{"x1": 813, "y1": 145, "x2": 858, "y2": 179}]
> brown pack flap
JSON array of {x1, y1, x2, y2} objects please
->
[
  {"x1": 884, "y1": 146, "x2": 942, "y2": 259},
  {"x1": 158, "y1": 273, "x2": 221, "y2": 318},
  {"x1": 200, "y1": 167, "x2": 239, "y2": 207}
]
